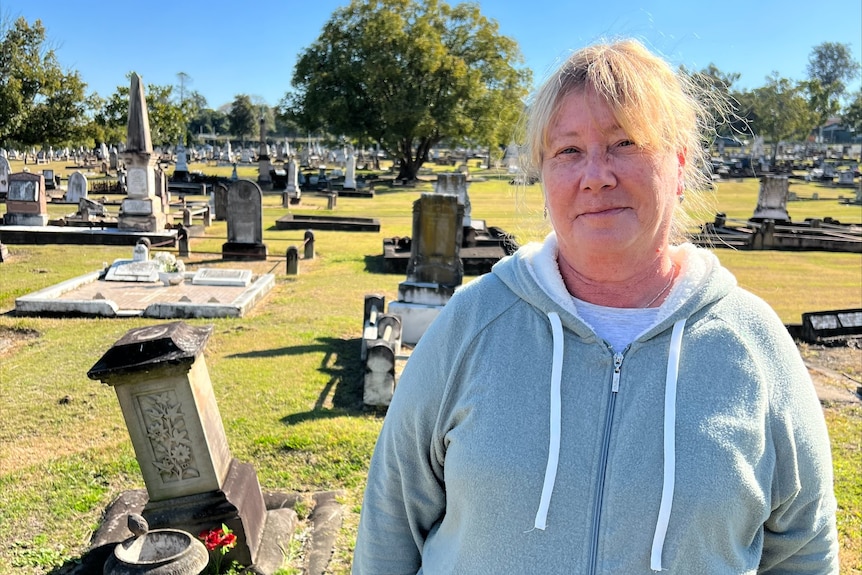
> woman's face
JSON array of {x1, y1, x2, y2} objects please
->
[{"x1": 541, "y1": 90, "x2": 683, "y2": 265}]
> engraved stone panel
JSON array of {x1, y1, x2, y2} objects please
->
[{"x1": 191, "y1": 268, "x2": 253, "y2": 287}]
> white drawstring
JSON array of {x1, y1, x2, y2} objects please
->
[
  {"x1": 650, "y1": 318, "x2": 686, "y2": 571},
  {"x1": 533, "y1": 311, "x2": 564, "y2": 530}
]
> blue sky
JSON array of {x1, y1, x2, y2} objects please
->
[{"x1": 3, "y1": 0, "x2": 860, "y2": 110}]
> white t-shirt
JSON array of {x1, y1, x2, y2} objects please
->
[{"x1": 572, "y1": 298, "x2": 662, "y2": 352}]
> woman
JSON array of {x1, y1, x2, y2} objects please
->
[{"x1": 353, "y1": 39, "x2": 838, "y2": 574}]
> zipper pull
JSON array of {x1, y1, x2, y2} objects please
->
[{"x1": 612, "y1": 353, "x2": 624, "y2": 392}]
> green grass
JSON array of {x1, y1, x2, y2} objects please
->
[{"x1": 0, "y1": 161, "x2": 860, "y2": 573}]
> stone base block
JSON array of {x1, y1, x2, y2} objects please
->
[
  {"x1": 118, "y1": 213, "x2": 167, "y2": 232},
  {"x1": 222, "y1": 242, "x2": 268, "y2": 261},
  {"x1": 142, "y1": 459, "x2": 267, "y2": 566},
  {"x1": 388, "y1": 301, "x2": 444, "y2": 345},
  {"x1": 397, "y1": 281, "x2": 456, "y2": 305},
  {"x1": 3, "y1": 213, "x2": 49, "y2": 226}
]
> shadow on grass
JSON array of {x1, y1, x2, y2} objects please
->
[{"x1": 229, "y1": 336, "x2": 378, "y2": 421}]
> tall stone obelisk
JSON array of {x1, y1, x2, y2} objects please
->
[{"x1": 119, "y1": 73, "x2": 166, "y2": 232}]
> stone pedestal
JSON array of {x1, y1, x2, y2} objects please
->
[
  {"x1": 119, "y1": 74, "x2": 167, "y2": 233},
  {"x1": 88, "y1": 322, "x2": 267, "y2": 567},
  {"x1": 386, "y1": 193, "x2": 463, "y2": 344}
]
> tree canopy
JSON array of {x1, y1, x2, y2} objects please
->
[
  {"x1": 0, "y1": 17, "x2": 88, "y2": 148},
  {"x1": 286, "y1": 0, "x2": 531, "y2": 180},
  {"x1": 228, "y1": 94, "x2": 258, "y2": 144},
  {"x1": 92, "y1": 77, "x2": 187, "y2": 147},
  {"x1": 740, "y1": 73, "x2": 816, "y2": 162}
]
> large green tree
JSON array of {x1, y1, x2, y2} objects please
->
[
  {"x1": 0, "y1": 16, "x2": 89, "y2": 148},
  {"x1": 740, "y1": 73, "x2": 816, "y2": 162},
  {"x1": 228, "y1": 94, "x2": 257, "y2": 144},
  {"x1": 806, "y1": 42, "x2": 861, "y2": 139},
  {"x1": 286, "y1": 0, "x2": 531, "y2": 180}
]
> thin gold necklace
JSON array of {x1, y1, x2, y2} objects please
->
[{"x1": 643, "y1": 264, "x2": 676, "y2": 308}]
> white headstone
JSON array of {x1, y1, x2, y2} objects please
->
[
  {"x1": 344, "y1": 151, "x2": 357, "y2": 189},
  {"x1": 66, "y1": 171, "x2": 88, "y2": 203},
  {"x1": 0, "y1": 156, "x2": 10, "y2": 196}
]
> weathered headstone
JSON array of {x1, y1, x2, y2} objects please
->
[
  {"x1": 119, "y1": 73, "x2": 166, "y2": 232},
  {"x1": 343, "y1": 149, "x2": 357, "y2": 190},
  {"x1": 388, "y1": 193, "x2": 464, "y2": 344},
  {"x1": 4, "y1": 172, "x2": 48, "y2": 226},
  {"x1": 87, "y1": 322, "x2": 268, "y2": 567},
  {"x1": 434, "y1": 172, "x2": 471, "y2": 226},
  {"x1": 222, "y1": 179, "x2": 267, "y2": 260},
  {"x1": 283, "y1": 159, "x2": 301, "y2": 205},
  {"x1": 213, "y1": 182, "x2": 229, "y2": 221},
  {"x1": 66, "y1": 171, "x2": 88, "y2": 204},
  {"x1": 752, "y1": 175, "x2": 791, "y2": 222},
  {"x1": 257, "y1": 118, "x2": 272, "y2": 187},
  {"x1": 0, "y1": 155, "x2": 10, "y2": 199},
  {"x1": 174, "y1": 144, "x2": 189, "y2": 178}
]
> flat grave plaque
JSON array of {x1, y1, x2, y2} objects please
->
[
  {"x1": 191, "y1": 268, "x2": 252, "y2": 287},
  {"x1": 104, "y1": 259, "x2": 160, "y2": 282}
]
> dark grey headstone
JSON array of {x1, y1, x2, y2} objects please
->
[{"x1": 226, "y1": 180, "x2": 263, "y2": 244}]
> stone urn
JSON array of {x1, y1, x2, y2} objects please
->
[
  {"x1": 104, "y1": 514, "x2": 209, "y2": 575},
  {"x1": 157, "y1": 271, "x2": 184, "y2": 286}
]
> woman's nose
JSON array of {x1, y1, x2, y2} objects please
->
[{"x1": 580, "y1": 152, "x2": 616, "y2": 191}]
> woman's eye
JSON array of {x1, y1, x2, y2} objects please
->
[
  {"x1": 559, "y1": 147, "x2": 579, "y2": 155},
  {"x1": 617, "y1": 140, "x2": 634, "y2": 148}
]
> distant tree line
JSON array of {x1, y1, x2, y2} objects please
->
[{"x1": 1, "y1": 3, "x2": 860, "y2": 177}]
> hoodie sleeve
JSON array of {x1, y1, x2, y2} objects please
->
[
  {"x1": 756, "y1": 314, "x2": 839, "y2": 574},
  {"x1": 352, "y1": 312, "x2": 455, "y2": 575}
]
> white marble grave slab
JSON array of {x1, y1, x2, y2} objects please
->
[
  {"x1": 191, "y1": 268, "x2": 252, "y2": 287},
  {"x1": 104, "y1": 259, "x2": 160, "y2": 282}
]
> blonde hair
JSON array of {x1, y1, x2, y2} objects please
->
[{"x1": 523, "y1": 39, "x2": 723, "y2": 241}]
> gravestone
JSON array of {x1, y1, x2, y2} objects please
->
[
  {"x1": 0, "y1": 155, "x2": 10, "y2": 199},
  {"x1": 343, "y1": 149, "x2": 357, "y2": 190},
  {"x1": 119, "y1": 73, "x2": 166, "y2": 232},
  {"x1": 213, "y1": 182, "x2": 229, "y2": 221},
  {"x1": 222, "y1": 179, "x2": 267, "y2": 260},
  {"x1": 191, "y1": 268, "x2": 252, "y2": 287},
  {"x1": 435, "y1": 172, "x2": 471, "y2": 226},
  {"x1": 66, "y1": 171, "x2": 88, "y2": 204},
  {"x1": 174, "y1": 144, "x2": 189, "y2": 180},
  {"x1": 104, "y1": 259, "x2": 160, "y2": 282},
  {"x1": 388, "y1": 193, "x2": 464, "y2": 344},
  {"x1": 4, "y1": 172, "x2": 48, "y2": 226},
  {"x1": 284, "y1": 159, "x2": 301, "y2": 205},
  {"x1": 752, "y1": 175, "x2": 791, "y2": 222},
  {"x1": 87, "y1": 322, "x2": 268, "y2": 567},
  {"x1": 257, "y1": 117, "x2": 272, "y2": 187}
]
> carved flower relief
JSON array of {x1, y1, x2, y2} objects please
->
[{"x1": 139, "y1": 391, "x2": 200, "y2": 483}]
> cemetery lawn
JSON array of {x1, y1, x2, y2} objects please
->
[{"x1": 0, "y1": 164, "x2": 860, "y2": 574}]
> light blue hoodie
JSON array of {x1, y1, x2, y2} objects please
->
[{"x1": 353, "y1": 239, "x2": 838, "y2": 574}]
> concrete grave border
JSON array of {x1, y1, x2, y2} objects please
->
[{"x1": 15, "y1": 270, "x2": 275, "y2": 318}]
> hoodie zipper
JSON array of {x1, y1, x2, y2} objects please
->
[{"x1": 588, "y1": 351, "x2": 625, "y2": 575}]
